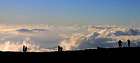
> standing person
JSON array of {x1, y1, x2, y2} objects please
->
[
  {"x1": 118, "y1": 40, "x2": 123, "y2": 48},
  {"x1": 127, "y1": 39, "x2": 131, "y2": 47},
  {"x1": 23, "y1": 45, "x2": 28, "y2": 52}
]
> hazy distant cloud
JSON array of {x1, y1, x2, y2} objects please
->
[
  {"x1": 16, "y1": 28, "x2": 47, "y2": 33},
  {"x1": 16, "y1": 29, "x2": 32, "y2": 33},
  {"x1": 114, "y1": 29, "x2": 140, "y2": 36},
  {"x1": 16, "y1": 15, "x2": 30, "y2": 20}
]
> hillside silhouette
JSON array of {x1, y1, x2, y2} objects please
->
[{"x1": 0, "y1": 47, "x2": 139, "y2": 62}]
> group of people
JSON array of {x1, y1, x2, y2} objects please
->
[
  {"x1": 22, "y1": 45, "x2": 63, "y2": 52},
  {"x1": 58, "y1": 45, "x2": 63, "y2": 52},
  {"x1": 118, "y1": 39, "x2": 131, "y2": 48},
  {"x1": 22, "y1": 40, "x2": 131, "y2": 52}
]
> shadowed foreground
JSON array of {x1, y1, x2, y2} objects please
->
[{"x1": 0, "y1": 47, "x2": 140, "y2": 62}]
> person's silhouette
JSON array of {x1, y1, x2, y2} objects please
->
[
  {"x1": 127, "y1": 39, "x2": 131, "y2": 47},
  {"x1": 58, "y1": 45, "x2": 63, "y2": 52},
  {"x1": 118, "y1": 40, "x2": 122, "y2": 48},
  {"x1": 23, "y1": 45, "x2": 27, "y2": 52}
]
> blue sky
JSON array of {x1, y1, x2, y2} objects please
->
[{"x1": 0, "y1": 0, "x2": 140, "y2": 25}]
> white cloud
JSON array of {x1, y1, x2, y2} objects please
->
[
  {"x1": 0, "y1": 24, "x2": 139, "y2": 51},
  {"x1": 60, "y1": 26, "x2": 140, "y2": 50}
]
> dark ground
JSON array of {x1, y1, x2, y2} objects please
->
[{"x1": 0, "y1": 47, "x2": 139, "y2": 62}]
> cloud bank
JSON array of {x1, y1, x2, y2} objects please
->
[
  {"x1": 60, "y1": 26, "x2": 140, "y2": 50},
  {"x1": 0, "y1": 24, "x2": 140, "y2": 52}
]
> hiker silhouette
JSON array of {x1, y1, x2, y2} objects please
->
[
  {"x1": 127, "y1": 39, "x2": 131, "y2": 47},
  {"x1": 118, "y1": 40, "x2": 122, "y2": 48},
  {"x1": 23, "y1": 45, "x2": 28, "y2": 52},
  {"x1": 58, "y1": 45, "x2": 63, "y2": 52}
]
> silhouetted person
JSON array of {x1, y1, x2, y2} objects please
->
[
  {"x1": 58, "y1": 45, "x2": 63, "y2": 52},
  {"x1": 23, "y1": 45, "x2": 27, "y2": 52},
  {"x1": 127, "y1": 39, "x2": 131, "y2": 47},
  {"x1": 118, "y1": 40, "x2": 122, "y2": 48}
]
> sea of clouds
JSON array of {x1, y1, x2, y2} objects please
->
[{"x1": 0, "y1": 24, "x2": 140, "y2": 52}]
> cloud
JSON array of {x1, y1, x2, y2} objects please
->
[
  {"x1": 0, "y1": 24, "x2": 140, "y2": 52},
  {"x1": 59, "y1": 26, "x2": 140, "y2": 50},
  {"x1": 0, "y1": 37, "x2": 57, "y2": 52},
  {"x1": 16, "y1": 28, "x2": 48, "y2": 33},
  {"x1": 16, "y1": 29, "x2": 33, "y2": 33},
  {"x1": 114, "y1": 29, "x2": 140, "y2": 36}
]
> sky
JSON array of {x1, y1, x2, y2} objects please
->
[{"x1": 0, "y1": 0, "x2": 140, "y2": 25}]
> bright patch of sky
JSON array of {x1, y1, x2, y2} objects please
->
[{"x1": 0, "y1": 0, "x2": 139, "y2": 26}]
